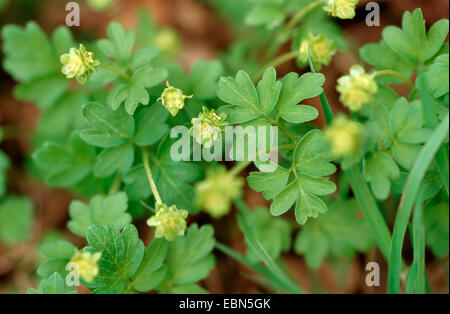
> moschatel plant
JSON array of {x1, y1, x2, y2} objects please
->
[{"x1": 0, "y1": 0, "x2": 448, "y2": 294}]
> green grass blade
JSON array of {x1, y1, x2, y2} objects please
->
[
  {"x1": 234, "y1": 199, "x2": 303, "y2": 293},
  {"x1": 388, "y1": 113, "x2": 449, "y2": 294},
  {"x1": 345, "y1": 166, "x2": 393, "y2": 260},
  {"x1": 405, "y1": 197, "x2": 426, "y2": 294},
  {"x1": 215, "y1": 242, "x2": 301, "y2": 293}
]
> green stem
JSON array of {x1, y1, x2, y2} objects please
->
[
  {"x1": 108, "y1": 174, "x2": 122, "y2": 194},
  {"x1": 284, "y1": 0, "x2": 327, "y2": 35},
  {"x1": 229, "y1": 161, "x2": 252, "y2": 177},
  {"x1": 373, "y1": 70, "x2": 414, "y2": 88},
  {"x1": 338, "y1": 172, "x2": 349, "y2": 199},
  {"x1": 308, "y1": 47, "x2": 334, "y2": 124},
  {"x1": 319, "y1": 93, "x2": 335, "y2": 125},
  {"x1": 388, "y1": 113, "x2": 449, "y2": 294},
  {"x1": 140, "y1": 147, "x2": 163, "y2": 205},
  {"x1": 99, "y1": 63, "x2": 131, "y2": 81},
  {"x1": 267, "y1": 117, "x2": 297, "y2": 142},
  {"x1": 252, "y1": 50, "x2": 300, "y2": 82}
]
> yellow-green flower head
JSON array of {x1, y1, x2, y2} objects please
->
[
  {"x1": 69, "y1": 250, "x2": 102, "y2": 283},
  {"x1": 154, "y1": 28, "x2": 180, "y2": 56},
  {"x1": 324, "y1": 115, "x2": 363, "y2": 157},
  {"x1": 195, "y1": 165, "x2": 243, "y2": 219},
  {"x1": 86, "y1": 0, "x2": 115, "y2": 11},
  {"x1": 60, "y1": 44, "x2": 99, "y2": 85},
  {"x1": 324, "y1": 0, "x2": 359, "y2": 19},
  {"x1": 190, "y1": 106, "x2": 228, "y2": 148},
  {"x1": 298, "y1": 33, "x2": 336, "y2": 70},
  {"x1": 158, "y1": 81, "x2": 193, "y2": 116},
  {"x1": 336, "y1": 65, "x2": 378, "y2": 112},
  {"x1": 147, "y1": 203, "x2": 189, "y2": 241}
]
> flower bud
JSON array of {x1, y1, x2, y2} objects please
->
[
  {"x1": 336, "y1": 65, "x2": 378, "y2": 112},
  {"x1": 324, "y1": 0, "x2": 359, "y2": 19},
  {"x1": 86, "y1": 0, "x2": 115, "y2": 11},
  {"x1": 60, "y1": 44, "x2": 99, "y2": 85},
  {"x1": 190, "y1": 107, "x2": 228, "y2": 148},
  {"x1": 195, "y1": 165, "x2": 243, "y2": 219},
  {"x1": 324, "y1": 115, "x2": 363, "y2": 157},
  {"x1": 158, "y1": 81, "x2": 192, "y2": 116},
  {"x1": 154, "y1": 28, "x2": 180, "y2": 56},
  {"x1": 298, "y1": 33, "x2": 336, "y2": 70},
  {"x1": 69, "y1": 250, "x2": 102, "y2": 283},
  {"x1": 147, "y1": 203, "x2": 189, "y2": 241}
]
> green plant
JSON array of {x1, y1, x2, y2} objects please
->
[{"x1": 1, "y1": 2, "x2": 448, "y2": 294}]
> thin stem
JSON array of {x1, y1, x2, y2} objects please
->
[
  {"x1": 99, "y1": 63, "x2": 131, "y2": 81},
  {"x1": 108, "y1": 174, "x2": 122, "y2": 194},
  {"x1": 307, "y1": 46, "x2": 335, "y2": 125},
  {"x1": 252, "y1": 50, "x2": 300, "y2": 82},
  {"x1": 229, "y1": 161, "x2": 252, "y2": 177},
  {"x1": 140, "y1": 147, "x2": 163, "y2": 205},
  {"x1": 285, "y1": 0, "x2": 327, "y2": 35},
  {"x1": 266, "y1": 116, "x2": 297, "y2": 142},
  {"x1": 319, "y1": 93, "x2": 335, "y2": 125},
  {"x1": 373, "y1": 70, "x2": 414, "y2": 88}
]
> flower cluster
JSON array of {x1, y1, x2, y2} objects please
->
[
  {"x1": 60, "y1": 44, "x2": 99, "y2": 84},
  {"x1": 336, "y1": 65, "x2": 378, "y2": 112},
  {"x1": 69, "y1": 250, "x2": 102, "y2": 283},
  {"x1": 158, "y1": 81, "x2": 193, "y2": 116},
  {"x1": 298, "y1": 33, "x2": 336, "y2": 70},
  {"x1": 147, "y1": 203, "x2": 189, "y2": 241},
  {"x1": 190, "y1": 107, "x2": 228, "y2": 148},
  {"x1": 324, "y1": 115, "x2": 363, "y2": 157},
  {"x1": 324, "y1": 0, "x2": 359, "y2": 19},
  {"x1": 195, "y1": 165, "x2": 243, "y2": 219}
]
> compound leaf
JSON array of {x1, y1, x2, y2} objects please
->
[
  {"x1": 382, "y1": 9, "x2": 449, "y2": 64},
  {"x1": 68, "y1": 192, "x2": 132, "y2": 237},
  {"x1": 98, "y1": 22, "x2": 135, "y2": 62},
  {"x1": 294, "y1": 200, "x2": 373, "y2": 269}
]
